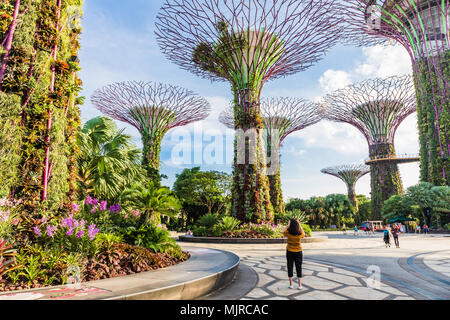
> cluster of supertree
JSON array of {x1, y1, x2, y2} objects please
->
[
  {"x1": 155, "y1": 0, "x2": 344, "y2": 222},
  {"x1": 340, "y1": 0, "x2": 449, "y2": 186},
  {"x1": 219, "y1": 97, "x2": 321, "y2": 214},
  {"x1": 321, "y1": 75, "x2": 417, "y2": 217},
  {"x1": 88, "y1": 0, "x2": 447, "y2": 223}
]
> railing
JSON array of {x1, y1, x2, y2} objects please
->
[{"x1": 365, "y1": 153, "x2": 420, "y2": 163}]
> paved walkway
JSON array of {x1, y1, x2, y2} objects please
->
[{"x1": 185, "y1": 232, "x2": 450, "y2": 300}]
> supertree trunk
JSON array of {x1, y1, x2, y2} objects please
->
[
  {"x1": 232, "y1": 86, "x2": 272, "y2": 223},
  {"x1": 142, "y1": 133, "x2": 164, "y2": 184},
  {"x1": 268, "y1": 169, "x2": 285, "y2": 215},
  {"x1": 413, "y1": 52, "x2": 450, "y2": 186},
  {"x1": 369, "y1": 143, "x2": 404, "y2": 218},
  {"x1": 42, "y1": 0, "x2": 61, "y2": 201},
  {"x1": 347, "y1": 183, "x2": 358, "y2": 212}
]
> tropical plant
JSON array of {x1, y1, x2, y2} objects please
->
[
  {"x1": 381, "y1": 195, "x2": 414, "y2": 220},
  {"x1": 286, "y1": 209, "x2": 308, "y2": 224},
  {"x1": 122, "y1": 224, "x2": 180, "y2": 254},
  {"x1": 214, "y1": 216, "x2": 241, "y2": 234},
  {"x1": 120, "y1": 180, "x2": 181, "y2": 225},
  {"x1": 403, "y1": 183, "x2": 450, "y2": 227},
  {"x1": 78, "y1": 116, "x2": 146, "y2": 202},
  {"x1": 0, "y1": 240, "x2": 20, "y2": 280}
]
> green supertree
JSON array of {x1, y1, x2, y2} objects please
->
[
  {"x1": 155, "y1": 0, "x2": 343, "y2": 222},
  {"x1": 322, "y1": 75, "x2": 418, "y2": 218},
  {"x1": 321, "y1": 163, "x2": 371, "y2": 212},
  {"x1": 220, "y1": 97, "x2": 321, "y2": 215},
  {"x1": 91, "y1": 81, "x2": 211, "y2": 184},
  {"x1": 340, "y1": 0, "x2": 450, "y2": 186}
]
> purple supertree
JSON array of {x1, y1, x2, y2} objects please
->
[
  {"x1": 339, "y1": 0, "x2": 449, "y2": 186},
  {"x1": 91, "y1": 81, "x2": 211, "y2": 182},
  {"x1": 321, "y1": 163, "x2": 371, "y2": 212},
  {"x1": 155, "y1": 0, "x2": 343, "y2": 222},
  {"x1": 219, "y1": 97, "x2": 321, "y2": 214},
  {"x1": 321, "y1": 74, "x2": 418, "y2": 218}
]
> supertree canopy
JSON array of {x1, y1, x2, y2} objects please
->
[
  {"x1": 321, "y1": 164, "x2": 371, "y2": 212},
  {"x1": 322, "y1": 75, "x2": 417, "y2": 218},
  {"x1": 91, "y1": 81, "x2": 211, "y2": 183},
  {"x1": 219, "y1": 97, "x2": 321, "y2": 214},
  {"x1": 339, "y1": 0, "x2": 449, "y2": 186},
  {"x1": 155, "y1": 0, "x2": 343, "y2": 223}
]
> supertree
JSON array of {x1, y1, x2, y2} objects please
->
[
  {"x1": 91, "y1": 81, "x2": 211, "y2": 183},
  {"x1": 155, "y1": 0, "x2": 343, "y2": 223},
  {"x1": 321, "y1": 75, "x2": 418, "y2": 218},
  {"x1": 321, "y1": 164, "x2": 371, "y2": 212},
  {"x1": 339, "y1": 0, "x2": 449, "y2": 186},
  {"x1": 219, "y1": 97, "x2": 321, "y2": 214}
]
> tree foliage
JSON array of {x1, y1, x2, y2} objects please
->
[{"x1": 77, "y1": 117, "x2": 145, "y2": 202}]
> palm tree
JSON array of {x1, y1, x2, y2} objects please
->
[
  {"x1": 120, "y1": 181, "x2": 181, "y2": 225},
  {"x1": 78, "y1": 117, "x2": 145, "y2": 202}
]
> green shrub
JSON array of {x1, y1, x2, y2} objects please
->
[
  {"x1": 192, "y1": 226, "x2": 209, "y2": 237},
  {"x1": 122, "y1": 224, "x2": 181, "y2": 255},
  {"x1": 196, "y1": 213, "x2": 220, "y2": 228},
  {"x1": 215, "y1": 216, "x2": 241, "y2": 233},
  {"x1": 286, "y1": 209, "x2": 308, "y2": 224},
  {"x1": 301, "y1": 224, "x2": 312, "y2": 237}
]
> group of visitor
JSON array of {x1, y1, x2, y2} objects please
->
[{"x1": 383, "y1": 225, "x2": 401, "y2": 248}]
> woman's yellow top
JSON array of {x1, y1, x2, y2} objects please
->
[{"x1": 283, "y1": 229, "x2": 305, "y2": 252}]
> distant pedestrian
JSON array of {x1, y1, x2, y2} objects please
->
[
  {"x1": 423, "y1": 224, "x2": 429, "y2": 235},
  {"x1": 342, "y1": 223, "x2": 347, "y2": 235},
  {"x1": 383, "y1": 226, "x2": 391, "y2": 248},
  {"x1": 392, "y1": 225, "x2": 400, "y2": 248},
  {"x1": 283, "y1": 219, "x2": 305, "y2": 290},
  {"x1": 416, "y1": 225, "x2": 421, "y2": 234},
  {"x1": 354, "y1": 226, "x2": 358, "y2": 236}
]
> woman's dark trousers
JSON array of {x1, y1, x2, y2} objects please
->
[
  {"x1": 393, "y1": 236, "x2": 399, "y2": 247},
  {"x1": 286, "y1": 250, "x2": 303, "y2": 278}
]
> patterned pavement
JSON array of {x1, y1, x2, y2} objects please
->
[
  {"x1": 241, "y1": 256, "x2": 411, "y2": 300},
  {"x1": 189, "y1": 233, "x2": 450, "y2": 300}
]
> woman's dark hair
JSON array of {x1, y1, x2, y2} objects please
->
[{"x1": 288, "y1": 219, "x2": 301, "y2": 236}]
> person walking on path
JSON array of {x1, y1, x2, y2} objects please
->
[
  {"x1": 283, "y1": 219, "x2": 306, "y2": 290},
  {"x1": 383, "y1": 226, "x2": 392, "y2": 248},
  {"x1": 342, "y1": 223, "x2": 347, "y2": 235},
  {"x1": 416, "y1": 225, "x2": 421, "y2": 234},
  {"x1": 392, "y1": 225, "x2": 400, "y2": 248},
  {"x1": 354, "y1": 225, "x2": 358, "y2": 236},
  {"x1": 423, "y1": 224, "x2": 429, "y2": 235}
]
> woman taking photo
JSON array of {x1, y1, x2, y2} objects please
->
[{"x1": 283, "y1": 219, "x2": 306, "y2": 289}]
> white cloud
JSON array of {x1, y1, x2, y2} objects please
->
[{"x1": 319, "y1": 70, "x2": 352, "y2": 93}]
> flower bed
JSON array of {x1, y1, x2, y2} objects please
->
[
  {"x1": 0, "y1": 242, "x2": 189, "y2": 292},
  {"x1": 0, "y1": 196, "x2": 190, "y2": 293},
  {"x1": 191, "y1": 214, "x2": 312, "y2": 239}
]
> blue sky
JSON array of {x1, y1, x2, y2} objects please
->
[{"x1": 78, "y1": 0, "x2": 420, "y2": 200}]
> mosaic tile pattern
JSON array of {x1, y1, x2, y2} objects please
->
[{"x1": 241, "y1": 256, "x2": 411, "y2": 300}]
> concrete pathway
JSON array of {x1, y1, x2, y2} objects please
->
[{"x1": 190, "y1": 232, "x2": 450, "y2": 300}]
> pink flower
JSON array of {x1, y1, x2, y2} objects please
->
[
  {"x1": 76, "y1": 230, "x2": 84, "y2": 238},
  {"x1": 72, "y1": 203, "x2": 80, "y2": 212},
  {"x1": 46, "y1": 225, "x2": 57, "y2": 238},
  {"x1": 91, "y1": 207, "x2": 97, "y2": 214},
  {"x1": 33, "y1": 226, "x2": 41, "y2": 237},
  {"x1": 66, "y1": 228, "x2": 74, "y2": 236},
  {"x1": 100, "y1": 201, "x2": 107, "y2": 211}
]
